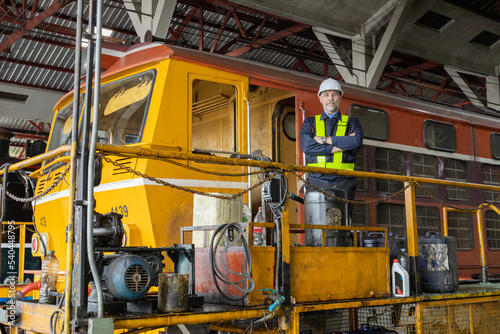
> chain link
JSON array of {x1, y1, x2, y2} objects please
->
[
  {"x1": 99, "y1": 154, "x2": 281, "y2": 201},
  {"x1": 289, "y1": 170, "x2": 414, "y2": 205},
  {"x1": 155, "y1": 156, "x2": 274, "y2": 177},
  {"x1": 5, "y1": 164, "x2": 70, "y2": 203},
  {"x1": 8, "y1": 153, "x2": 498, "y2": 215},
  {"x1": 412, "y1": 181, "x2": 499, "y2": 212}
]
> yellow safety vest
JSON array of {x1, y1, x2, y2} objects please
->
[{"x1": 307, "y1": 114, "x2": 355, "y2": 170}]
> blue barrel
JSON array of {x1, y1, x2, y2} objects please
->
[{"x1": 418, "y1": 232, "x2": 459, "y2": 293}]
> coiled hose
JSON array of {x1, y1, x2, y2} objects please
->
[{"x1": 209, "y1": 222, "x2": 255, "y2": 301}]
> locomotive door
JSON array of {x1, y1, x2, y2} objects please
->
[{"x1": 247, "y1": 85, "x2": 298, "y2": 226}]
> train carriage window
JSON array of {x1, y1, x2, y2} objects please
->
[
  {"x1": 423, "y1": 120, "x2": 456, "y2": 152},
  {"x1": 491, "y1": 133, "x2": 500, "y2": 159},
  {"x1": 416, "y1": 206, "x2": 440, "y2": 237},
  {"x1": 377, "y1": 203, "x2": 406, "y2": 237},
  {"x1": 191, "y1": 80, "x2": 237, "y2": 155},
  {"x1": 485, "y1": 210, "x2": 500, "y2": 250},
  {"x1": 352, "y1": 203, "x2": 368, "y2": 226},
  {"x1": 445, "y1": 158, "x2": 469, "y2": 201},
  {"x1": 350, "y1": 104, "x2": 388, "y2": 140},
  {"x1": 482, "y1": 164, "x2": 500, "y2": 202},
  {"x1": 355, "y1": 146, "x2": 367, "y2": 191},
  {"x1": 447, "y1": 211, "x2": 474, "y2": 250},
  {"x1": 411, "y1": 153, "x2": 438, "y2": 197},
  {"x1": 375, "y1": 148, "x2": 404, "y2": 194}
]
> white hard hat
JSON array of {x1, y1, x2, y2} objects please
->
[{"x1": 318, "y1": 78, "x2": 343, "y2": 97}]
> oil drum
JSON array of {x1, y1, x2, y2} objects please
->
[
  {"x1": 305, "y1": 189, "x2": 349, "y2": 247},
  {"x1": 418, "y1": 232, "x2": 459, "y2": 293}
]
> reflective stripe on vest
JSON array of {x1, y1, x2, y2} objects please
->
[{"x1": 307, "y1": 114, "x2": 355, "y2": 170}]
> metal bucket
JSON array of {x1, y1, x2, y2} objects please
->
[
  {"x1": 305, "y1": 189, "x2": 349, "y2": 247},
  {"x1": 158, "y1": 273, "x2": 189, "y2": 313}
]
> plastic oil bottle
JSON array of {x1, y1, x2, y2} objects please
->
[
  {"x1": 242, "y1": 203, "x2": 252, "y2": 223},
  {"x1": 391, "y1": 259, "x2": 409, "y2": 297},
  {"x1": 39, "y1": 250, "x2": 59, "y2": 304}
]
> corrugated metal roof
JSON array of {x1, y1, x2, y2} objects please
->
[{"x1": 0, "y1": 0, "x2": 498, "y2": 155}]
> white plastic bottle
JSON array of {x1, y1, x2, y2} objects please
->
[
  {"x1": 253, "y1": 207, "x2": 266, "y2": 246},
  {"x1": 39, "y1": 250, "x2": 59, "y2": 304},
  {"x1": 242, "y1": 203, "x2": 252, "y2": 223},
  {"x1": 391, "y1": 259, "x2": 409, "y2": 297}
]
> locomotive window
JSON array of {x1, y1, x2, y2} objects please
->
[
  {"x1": 416, "y1": 206, "x2": 440, "y2": 237},
  {"x1": 447, "y1": 211, "x2": 474, "y2": 250},
  {"x1": 191, "y1": 79, "x2": 237, "y2": 155},
  {"x1": 485, "y1": 210, "x2": 500, "y2": 250},
  {"x1": 445, "y1": 159, "x2": 469, "y2": 201},
  {"x1": 281, "y1": 111, "x2": 296, "y2": 141},
  {"x1": 411, "y1": 153, "x2": 438, "y2": 197},
  {"x1": 47, "y1": 96, "x2": 83, "y2": 152},
  {"x1": 350, "y1": 104, "x2": 388, "y2": 140},
  {"x1": 355, "y1": 146, "x2": 367, "y2": 191},
  {"x1": 374, "y1": 148, "x2": 404, "y2": 194},
  {"x1": 377, "y1": 203, "x2": 406, "y2": 237},
  {"x1": 491, "y1": 133, "x2": 500, "y2": 159},
  {"x1": 98, "y1": 71, "x2": 154, "y2": 145},
  {"x1": 482, "y1": 164, "x2": 500, "y2": 202},
  {"x1": 423, "y1": 120, "x2": 456, "y2": 152}
]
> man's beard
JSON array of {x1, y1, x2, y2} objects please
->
[{"x1": 325, "y1": 104, "x2": 338, "y2": 113}]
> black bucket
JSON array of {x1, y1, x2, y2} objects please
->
[
  {"x1": 418, "y1": 232, "x2": 459, "y2": 293},
  {"x1": 305, "y1": 189, "x2": 349, "y2": 247},
  {"x1": 362, "y1": 232, "x2": 385, "y2": 248},
  {"x1": 388, "y1": 233, "x2": 407, "y2": 263}
]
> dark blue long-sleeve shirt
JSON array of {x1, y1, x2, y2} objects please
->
[{"x1": 300, "y1": 110, "x2": 363, "y2": 183}]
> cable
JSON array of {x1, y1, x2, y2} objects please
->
[
  {"x1": 209, "y1": 222, "x2": 255, "y2": 301},
  {"x1": 242, "y1": 319, "x2": 254, "y2": 334},
  {"x1": 49, "y1": 308, "x2": 64, "y2": 334},
  {"x1": 16, "y1": 169, "x2": 47, "y2": 256},
  {"x1": 0, "y1": 163, "x2": 10, "y2": 223}
]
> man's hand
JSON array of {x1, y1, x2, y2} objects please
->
[
  {"x1": 315, "y1": 133, "x2": 355, "y2": 145},
  {"x1": 313, "y1": 136, "x2": 324, "y2": 144}
]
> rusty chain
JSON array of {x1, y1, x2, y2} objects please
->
[
  {"x1": 7, "y1": 152, "x2": 500, "y2": 215},
  {"x1": 4, "y1": 164, "x2": 71, "y2": 203},
  {"x1": 413, "y1": 181, "x2": 500, "y2": 212},
  {"x1": 154, "y1": 156, "x2": 274, "y2": 177},
  {"x1": 98, "y1": 154, "x2": 281, "y2": 201},
  {"x1": 288, "y1": 170, "x2": 414, "y2": 205}
]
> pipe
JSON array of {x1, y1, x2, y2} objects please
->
[
  {"x1": 0, "y1": 145, "x2": 71, "y2": 176},
  {"x1": 245, "y1": 98, "x2": 252, "y2": 213},
  {"x1": 64, "y1": 0, "x2": 83, "y2": 330},
  {"x1": 28, "y1": 156, "x2": 71, "y2": 178},
  {"x1": 10, "y1": 281, "x2": 41, "y2": 302},
  {"x1": 113, "y1": 309, "x2": 266, "y2": 329},
  {"x1": 92, "y1": 226, "x2": 122, "y2": 237},
  {"x1": 0, "y1": 164, "x2": 9, "y2": 223},
  {"x1": 86, "y1": 0, "x2": 104, "y2": 318},
  {"x1": 475, "y1": 209, "x2": 488, "y2": 283},
  {"x1": 299, "y1": 103, "x2": 306, "y2": 168},
  {"x1": 95, "y1": 143, "x2": 500, "y2": 192},
  {"x1": 271, "y1": 103, "x2": 285, "y2": 162}
]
